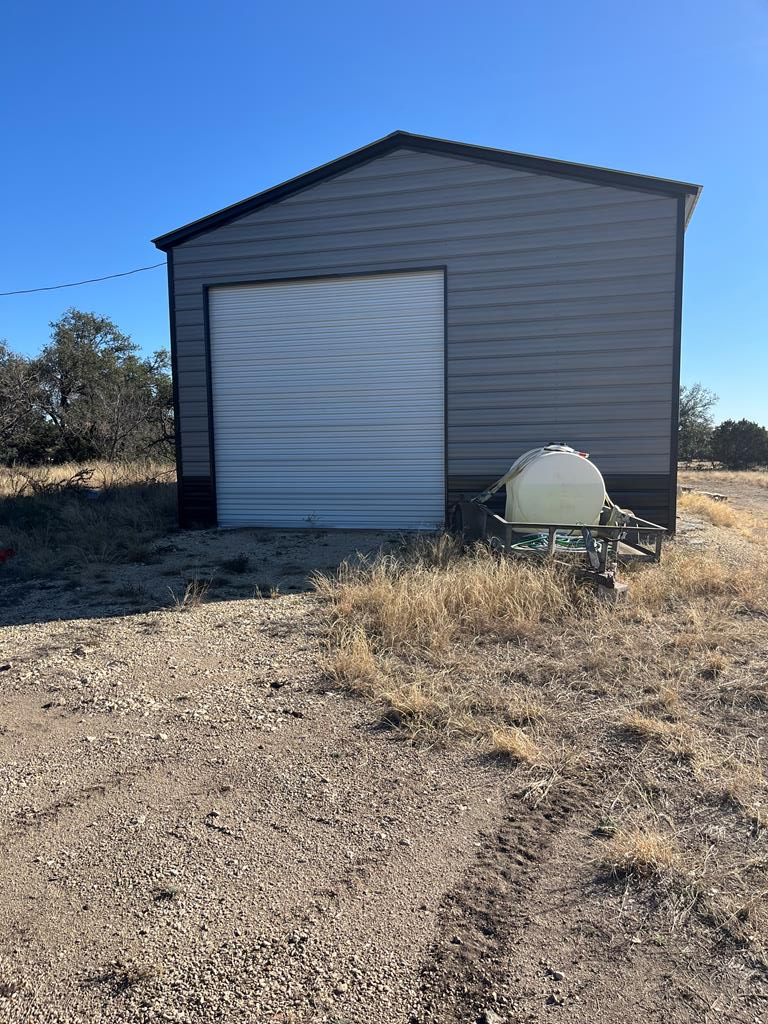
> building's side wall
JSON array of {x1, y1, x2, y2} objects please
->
[{"x1": 169, "y1": 147, "x2": 681, "y2": 526}]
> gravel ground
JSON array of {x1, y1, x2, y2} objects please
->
[
  {"x1": 0, "y1": 568, "x2": 505, "y2": 1023},
  {"x1": 2, "y1": 502, "x2": 768, "y2": 1023}
]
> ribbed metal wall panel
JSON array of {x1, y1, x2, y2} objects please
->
[
  {"x1": 170, "y1": 147, "x2": 679, "y2": 511},
  {"x1": 208, "y1": 271, "x2": 445, "y2": 528}
]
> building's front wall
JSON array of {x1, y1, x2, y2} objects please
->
[{"x1": 169, "y1": 146, "x2": 682, "y2": 526}]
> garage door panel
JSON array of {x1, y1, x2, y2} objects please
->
[{"x1": 208, "y1": 271, "x2": 445, "y2": 529}]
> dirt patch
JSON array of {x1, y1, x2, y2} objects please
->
[
  {"x1": 0, "y1": 594, "x2": 507, "y2": 1022},
  {"x1": 0, "y1": 524, "x2": 403, "y2": 627}
]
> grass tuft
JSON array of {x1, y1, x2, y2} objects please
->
[
  {"x1": 603, "y1": 826, "x2": 680, "y2": 880},
  {"x1": 170, "y1": 577, "x2": 211, "y2": 611},
  {"x1": 486, "y1": 725, "x2": 540, "y2": 763},
  {"x1": 325, "y1": 628, "x2": 380, "y2": 695},
  {"x1": 678, "y1": 491, "x2": 739, "y2": 527},
  {"x1": 621, "y1": 711, "x2": 697, "y2": 759}
]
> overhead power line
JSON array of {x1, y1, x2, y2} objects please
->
[{"x1": 0, "y1": 261, "x2": 167, "y2": 296}]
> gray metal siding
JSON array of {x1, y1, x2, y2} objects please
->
[{"x1": 170, "y1": 147, "x2": 678, "y2": 487}]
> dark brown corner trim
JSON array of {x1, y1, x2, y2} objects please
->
[
  {"x1": 668, "y1": 195, "x2": 686, "y2": 534},
  {"x1": 178, "y1": 476, "x2": 217, "y2": 528},
  {"x1": 165, "y1": 250, "x2": 185, "y2": 527}
]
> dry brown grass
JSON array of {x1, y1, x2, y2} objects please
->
[
  {"x1": 597, "y1": 770, "x2": 768, "y2": 938},
  {"x1": 696, "y1": 741, "x2": 768, "y2": 823},
  {"x1": 603, "y1": 825, "x2": 681, "y2": 879},
  {"x1": 324, "y1": 621, "x2": 547, "y2": 752},
  {"x1": 717, "y1": 676, "x2": 768, "y2": 709},
  {"x1": 621, "y1": 711, "x2": 697, "y2": 759},
  {"x1": 317, "y1": 531, "x2": 768, "y2": 747},
  {"x1": 486, "y1": 725, "x2": 540, "y2": 763},
  {"x1": 170, "y1": 577, "x2": 212, "y2": 611},
  {"x1": 638, "y1": 684, "x2": 682, "y2": 716},
  {"x1": 0, "y1": 460, "x2": 174, "y2": 498},
  {"x1": 316, "y1": 511, "x2": 768, "y2": 940},
  {"x1": 325, "y1": 627, "x2": 380, "y2": 694},
  {"x1": 678, "y1": 490, "x2": 740, "y2": 527},
  {"x1": 0, "y1": 461, "x2": 176, "y2": 579},
  {"x1": 679, "y1": 468, "x2": 768, "y2": 490},
  {"x1": 623, "y1": 541, "x2": 767, "y2": 608},
  {"x1": 315, "y1": 540, "x2": 590, "y2": 656}
]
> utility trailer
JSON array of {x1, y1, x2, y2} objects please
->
[{"x1": 450, "y1": 500, "x2": 666, "y2": 598}]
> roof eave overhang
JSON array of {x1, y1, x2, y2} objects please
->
[
  {"x1": 152, "y1": 130, "x2": 702, "y2": 251},
  {"x1": 684, "y1": 189, "x2": 702, "y2": 227}
]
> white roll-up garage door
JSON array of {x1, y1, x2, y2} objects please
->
[{"x1": 208, "y1": 270, "x2": 445, "y2": 529}]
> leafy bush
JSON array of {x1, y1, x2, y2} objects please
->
[
  {"x1": 711, "y1": 419, "x2": 768, "y2": 470},
  {"x1": 678, "y1": 383, "x2": 718, "y2": 462}
]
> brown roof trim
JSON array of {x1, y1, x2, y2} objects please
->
[{"x1": 152, "y1": 130, "x2": 702, "y2": 251}]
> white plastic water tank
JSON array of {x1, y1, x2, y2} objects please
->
[{"x1": 504, "y1": 444, "x2": 606, "y2": 530}]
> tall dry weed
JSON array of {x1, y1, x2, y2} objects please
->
[
  {"x1": 0, "y1": 460, "x2": 174, "y2": 498},
  {"x1": 623, "y1": 542, "x2": 767, "y2": 609},
  {"x1": 678, "y1": 491, "x2": 738, "y2": 527},
  {"x1": 315, "y1": 542, "x2": 590, "y2": 655}
]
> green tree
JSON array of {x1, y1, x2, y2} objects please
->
[
  {"x1": 0, "y1": 341, "x2": 54, "y2": 462},
  {"x1": 711, "y1": 419, "x2": 768, "y2": 470},
  {"x1": 0, "y1": 310, "x2": 174, "y2": 465},
  {"x1": 678, "y1": 383, "x2": 718, "y2": 463}
]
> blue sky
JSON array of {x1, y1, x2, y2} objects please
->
[{"x1": 2, "y1": 0, "x2": 766, "y2": 424}]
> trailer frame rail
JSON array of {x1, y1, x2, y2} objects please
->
[{"x1": 451, "y1": 501, "x2": 666, "y2": 591}]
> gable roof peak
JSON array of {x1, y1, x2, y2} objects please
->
[{"x1": 153, "y1": 130, "x2": 701, "y2": 251}]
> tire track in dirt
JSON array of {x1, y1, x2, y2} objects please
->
[
  {"x1": 412, "y1": 781, "x2": 587, "y2": 1023},
  {"x1": 413, "y1": 773, "x2": 764, "y2": 1024}
]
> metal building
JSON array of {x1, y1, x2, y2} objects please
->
[{"x1": 153, "y1": 131, "x2": 700, "y2": 530}]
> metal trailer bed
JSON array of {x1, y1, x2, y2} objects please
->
[{"x1": 451, "y1": 501, "x2": 666, "y2": 596}]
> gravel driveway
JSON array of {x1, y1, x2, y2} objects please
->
[
  {"x1": 3, "y1": 514, "x2": 766, "y2": 1023},
  {"x1": 0, "y1": 583, "x2": 503, "y2": 1023}
]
